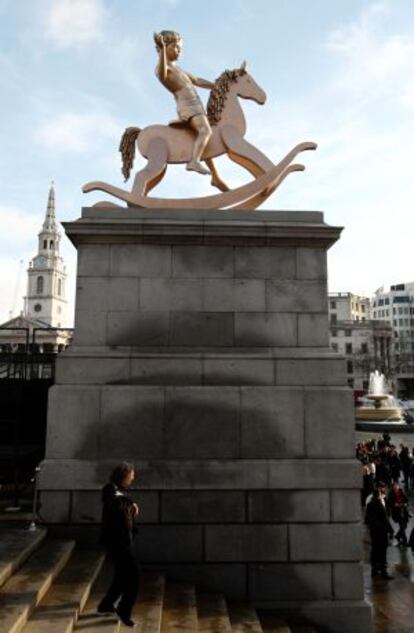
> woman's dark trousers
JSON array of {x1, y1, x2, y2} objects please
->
[{"x1": 101, "y1": 546, "x2": 140, "y2": 617}]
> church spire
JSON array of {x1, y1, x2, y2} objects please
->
[{"x1": 42, "y1": 180, "x2": 57, "y2": 232}]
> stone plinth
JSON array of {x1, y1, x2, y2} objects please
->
[{"x1": 39, "y1": 208, "x2": 372, "y2": 633}]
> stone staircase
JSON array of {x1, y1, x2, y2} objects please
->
[{"x1": 0, "y1": 528, "x2": 318, "y2": 633}]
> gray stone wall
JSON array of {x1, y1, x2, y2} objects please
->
[{"x1": 39, "y1": 208, "x2": 372, "y2": 633}]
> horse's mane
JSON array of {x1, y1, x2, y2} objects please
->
[{"x1": 207, "y1": 68, "x2": 246, "y2": 126}]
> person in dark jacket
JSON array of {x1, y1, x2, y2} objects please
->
[
  {"x1": 387, "y1": 481, "x2": 409, "y2": 546},
  {"x1": 97, "y1": 462, "x2": 140, "y2": 627},
  {"x1": 365, "y1": 485, "x2": 394, "y2": 578}
]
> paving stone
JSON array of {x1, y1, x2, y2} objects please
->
[
  {"x1": 40, "y1": 491, "x2": 71, "y2": 523},
  {"x1": 170, "y1": 313, "x2": 234, "y2": 346},
  {"x1": 296, "y1": 249, "x2": 327, "y2": 280},
  {"x1": 203, "y1": 279, "x2": 266, "y2": 312},
  {"x1": 275, "y1": 358, "x2": 346, "y2": 386},
  {"x1": 77, "y1": 244, "x2": 110, "y2": 277},
  {"x1": 298, "y1": 314, "x2": 329, "y2": 347},
  {"x1": 331, "y1": 490, "x2": 361, "y2": 522},
  {"x1": 266, "y1": 280, "x2": 326, "y2": 313},
  {"x1": 304, "y1": 389, "x2": 355, "y2": 458},
  {"x1": 76, "y1": 277, "x2": 139, "y2": 312},
  {"x1": 197, "y1": 592, "x2": 232, "y2": 633},
  {"x1": 107, "y1": 311, "x2": 169, "y2": 346},
  {"x1": 141, "y1": 278, "x2": 203, "y2": 312},
  {"x1": 333, "y1": 562, "x2": 364, "y2": 600}
]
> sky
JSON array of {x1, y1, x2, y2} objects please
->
[{"x1": 0, "y1": 0, "x2": 413, "y2": 326}]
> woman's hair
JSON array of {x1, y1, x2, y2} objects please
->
[{"x1": 110, "y1": 462, "x2": 135, "y2": 487}]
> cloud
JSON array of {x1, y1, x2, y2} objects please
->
[
  {"x1": 44, "y1": 0, "x2": 107, "y2": 48},
  {"x1": 34, "y1": 111, "x2": 120, "y2": 153}
]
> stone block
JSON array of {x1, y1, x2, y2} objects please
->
[
  {"x1": 248, "y1": 490, "x2": 330, "y2": 523},
  {"x1": 146, "y1": 564, "x2": 246, "y2": 599},
  {"x1": 267, "y1": 460, "x2": 361, "y2": 489},
  {"x1": 76, "y1": 277, "x2": 139, "y2": 312},
  {"x1": 298, "y1": 314, "x2": 329, "y2": 347},
  {"x1": 100, "y1": 386, "x2": 164, "y2": 459},
  {"x1": 296, "y1": 248, "x2": 327, "y2": 280},
  {"x1": 235, "y1": 247, "x2": 296, "y2": 279},
  {"x1": 40, "y1": 491, "x2": 70, "y2": 523},
  {"x1": 56, "y1": 356, "x2": 131, "y2": 385},
  {"x1": 46, "y1": 386, "x2": 100, "y2": 459},
  {"x1": 161, "y1": 491, "x2": 245, "y2": 523},
  {"x1": 203, "y1": 279, "x2": 265, "y2": 312},
  {"x1": 170, "y1": 313, "x2": 234, "y2": 346},
  {"x1": 164, "y1": 387, "x2": 240, "y2": 459},
  {"x1": 203, "y1": 358, "x2": 274, "y2": 386},
  {"x1": 241, "y1": 388, "x2": 304, "y2": 458},
  {"x1": 276, "y1": 358, "x2": 346, "y2": 386},
  {"x1": 206, "y1": 525, "x2": 288, "y2": 561},
  {"x1": 235, "y1": 313, "x2": 297, "y2": 347},
  {"x1": 71, "y1": 490, "x2": 101, "y2": 523},
  {"x1": 172, "y1": 246, "x2": 233, "y2": 278},
  {"x1": 266, "y1": 280, "x2": 327, "y2": 313},
  {"x1": 248, "y1": 563, "x2": 332, "y2": 600},
  {"x1": 140, "y1": 279, "x2": 203, "y2": 312},
  {"x1": 304, "y1": 389, "x2": 355, "y2": 458},
  {"x1": 137, "y1": 526, "x2": 203, "y2": 562},
  {"x1": 331, "y1": 490, "x2": 361, "y2": 522},
  {"x1": 73, "y1": 311, "x2": 107, "y2": 346},
  {"x1": 289, "y1": 524, "x2": 363, "y2": 561},
  {"x1": 110, "y1": 245, "x2": 172, "y2": 277},
  {"x1": 77, "y1": 244, "x2": 110, "y2": 277},
  {"x1": 107, "y1": 312, "x2": 169, "y2": 346},
  {"x1": 333, "y1": 563, "x2": 364, "y2": 600},
  {"x1": 130, "y1": 357, "x2": 203, "y2": 385}
]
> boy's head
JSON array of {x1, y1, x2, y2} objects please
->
[{"x1": 154, "y1": 30, "x2": 183, "y2": 60}]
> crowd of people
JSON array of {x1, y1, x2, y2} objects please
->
[{"x1": 357, "y1": 433, "x2": 414, "y2": 579}]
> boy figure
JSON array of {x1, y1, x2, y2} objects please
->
[{"x1": 154, "y1": 30, "x2": 214, "y2": 175}]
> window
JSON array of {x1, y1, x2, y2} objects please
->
[
  {"x1": 347, "y1": 360, "x2": 353, "y2": 374},
  {"x1": 43, "y1": 239, "x2": 47, "y2": 249},
  {"x1": 34, "y1": 303, "x2": 42, "y2": 312},
  {"x1": 361, "y1": 304, "x2": 366, "y2": 312},
  {"x1": 50, "y1": 240, "x2": 54, "y2": 248},
  {"x1": 347, "y1": 378, "x2": 354, "y2": 388},
  {"x1": 331, "y1": 343, "x2": 338, "y2": 352},
  {"x1": 385, "y1": 298, "x2": 390, "y2": 305},
  {"x1": 57, "y1": 278, "x2": 62, "y2": 296},
  {"x1": 330, "y1": 314, "x2": 337, "y2": 325},
  {"x1": 331, "y1": 328, "x2": 337, "y2": 337},
  {"x1": 361, "y1": 343, "x2": 368, "y2": 354},
  {"x1": 362, "y1": 317, "x2": 366, "y2": 322},
  {"x1": 345, "y1": 329, "x2": 351, "y2": 337},
  {"x1": 393, "y1": 308, "x2": 396, "y2": 315},
  {"x1": 330, "y1": 300, "x2": 336, "y2": 309},
  {"x1": 36, "y1": 276, "x2": 44, "y2": 294},
  {"x1": 363, "y1": 380, "x2": 369, "y2": 390},
  {"x1": 345, "y1": 343, "x2": 353, "y2": 354}
]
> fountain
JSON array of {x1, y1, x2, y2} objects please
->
[{"x1": 355, "y1": 370, "x2": 403, "y2": 421}]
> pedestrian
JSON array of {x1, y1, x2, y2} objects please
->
[
  {"x1": 365, "y1": 485, "x2": 394, "y2": 579},
  {"x1": 387, "y1": 481, "x2": 409, "y2": 547},
  {"x1": 399, "y1": 445, "x2": 411, "y2": 488},
  {"x1": 98, "y1": 462, "x2": 140, "y2": 627}
]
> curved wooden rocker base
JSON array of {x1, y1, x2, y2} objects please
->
[{"x1": 82, "y1": 142, "x2": 316, "y2": 211}]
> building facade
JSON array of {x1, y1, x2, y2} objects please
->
[{"x1": 372, "y1": 283, "x2": 414, "y2": 396}]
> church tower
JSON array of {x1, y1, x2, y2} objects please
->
[{"x1": 25, "y1": 182, "x2": 67, "y2": 327}]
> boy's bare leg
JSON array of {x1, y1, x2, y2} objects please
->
[{"x1": 187, "y1": 114, "x2": 212, "y2": 175}]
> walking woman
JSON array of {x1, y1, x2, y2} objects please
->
[
  {"x1": 98, "y1": 462, "x2": 140, "y2": 627},
  {"x1": 388, "y1": 481, "x2": 409, "y2": 546}
]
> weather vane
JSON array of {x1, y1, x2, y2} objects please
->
[{"x1": 83, "y1": 30, "x2": 317, "y2": 210}]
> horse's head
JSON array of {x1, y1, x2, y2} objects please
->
[{"x1": 235, "y1": 61, "x2": 266, "y2": 105}]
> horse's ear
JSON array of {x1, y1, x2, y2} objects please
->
[{"x1": 240, "y1": 60, "x2": 247, "y2": 73}]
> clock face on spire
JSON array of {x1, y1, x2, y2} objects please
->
[{"x1": 34, "y1": 255, "x2": 47, "y2": 267}]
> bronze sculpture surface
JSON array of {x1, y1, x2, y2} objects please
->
[{"x1": 83, "y1": 31, "x2": 317, "y2": 210}]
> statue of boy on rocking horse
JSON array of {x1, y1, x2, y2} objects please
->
[{"x1": 83, "y1": 30, "x2": 317, "y2": 210}]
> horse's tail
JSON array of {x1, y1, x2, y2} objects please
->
[{"x1": 119, "y1": 126, "x2": 141, "y2": 181}]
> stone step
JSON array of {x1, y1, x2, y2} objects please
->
[
  {"x1": 0, "y1": 539, "x2": 75, "y2": 633},
  {"x1": 161, "y1": 584, "x2": 197, "y2": 633},
  {"x1": 134, "y1": 573, "x2": 165, "y2": 633},
  {"x1": 73, "y1": 561, "x2": 120, "y2": 633},
  {"x1": 196, "y1": 593, "x2": 232, "y2": 633},
  {"x1": 290, "y1": 627, "x2": 318, "y2": 633},
  {"x1": 0, "y1": 528, "x2": 47, "y2": 589},
  {"x1": 260, "y1": 614, "x2": 292, "y2": 633},
  {"x1": 228, "y1": 604, "x2": 263, "y2": 633},
  {"x1": 21, "y1": 549, "x2": 105, "y2": 633}
]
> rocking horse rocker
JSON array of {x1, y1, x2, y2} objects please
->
[{"x1": 83, "y1": 31, "x2": 317, "y2": 210}]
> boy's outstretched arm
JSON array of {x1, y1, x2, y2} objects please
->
[
  {"x1": 156, "y1": 33, "x2": 168, "y2": 82},
  {"x1": 188, "y1": 72, "x2": 215, "y2": 89}
]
